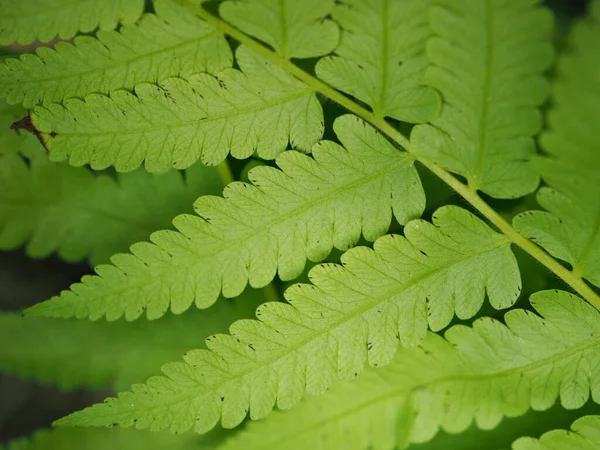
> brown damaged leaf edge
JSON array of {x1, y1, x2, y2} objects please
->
[{"x1": 10, "y1": 112, "x2": 56, "y2": 151}]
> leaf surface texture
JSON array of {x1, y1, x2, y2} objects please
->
[
  {"x1": 514, "y1": 3, "x2": 600, "y2": 287},
  {"x1": 511, "y1": 416, "x2": 600, "y2": 450},
  {"x1": 0, "y1": 0, "x2": 144, "y2": 45},
  {"x1": 411, "y1": 0, "x2": 553, "y2": 198},
  {"x1": 0, "y1": 0, "x2": 232, "y2": 108},
  {"x1": 26, "y1": 115, "x2": 425, "y2": 320},
  {"x1": 218, "y1": 291, "x2": 600, "y2": 450},
  {"x1": 316, "y1": 0, "x2": 440, "y2": 123},
  {"x1": 53, "y1": 205, "x2": 519, "y2": 435},
  {"x1": 30, "y1": 46, "x2": 323, "y2": 172},
  {"x1": 220, "y1": 0, "x2": 339, "y2": 58}
]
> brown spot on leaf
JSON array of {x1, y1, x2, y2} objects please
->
[{"x1": 10, "y1": 113, "x2": 55, "y2": 151}]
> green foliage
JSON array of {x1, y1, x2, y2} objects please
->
[
  {"x1": 0, "y1": 151, "x2": 221, "y2": 265},
  {"x1": 511, "y1": 416, "x2": 600, "y2": 450},
  {"x1": 315, "y1": 0, "x2": 440, "y2": 123},
  {"x1": 29, "y1": 45, "x2": 323, "y2": 172},
  {"x1": 26, "y1": 115, "x2": 424, "y2": 320},
  {"x1": 1, "y1": 427, "x2": 216, "y2": 450},
  {"x1": 220, "y1": 0, "x2": 339, "y2": 58},
  {"x1": 411, "y1": 0, "x2": 554, "y2": 198},
  {"x1": 0, "y1": 292, "x2": 260, "y2": 391},
  {"x1": 217, "y1": 291, "x2": 600, "y2": 449},
  {"x1": 0, "y1": 0, "x2": 144, "y2": 45},
  {"x1": 51, "y1": 206, "x2": 518, "y2": 434},
  {"x1": 0, "y1": 0, "x2": 232, "y2": 107},
  {"x1": 514, "y1": 3, "x2": 600, "y2": 287},
  {"x1": 0, "y1": 0, "x2": 599, "y2": 449},
  {"x1": 0, "y1": 102, "x2": 37, "y2": 155}
]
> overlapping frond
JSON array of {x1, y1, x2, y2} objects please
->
[
  {"x1": 26, "y1": 115, "x2": 425, "y2": 320},
  {"x1": 220, "y1": 0, "x2": 339, "y2": 58},
  {"x1": 511, "y1": 416, "x2": 600, "y2": 450},
  {"x1": 412, "y1": 0, "x2": 554, "y2": 198},
  {"x1": 0, "y1": 0, "x2": 144, "y2": 45},
  {"x1": 0, "y1": 151, "x2": 221, "y2": 265},
  {"x1": 1, "y1": 427, "x2": 211, "y2": 450},
  {"x1": 52, "y1": 205, "x2": 518, "y2": 435},
  {"x1": 217, "y1": 291, "x2": 600, "y2": 450},
  {"x1": 29, "y1": 45, "x2": 323, "y2": 172},
  {"x1": 0, "y1": 0, "x2": 232, "y2": 108},
  {"x1": 316, "y1": 0, "x2": 440, "y2": 123},
  {"x1": 0, "y1": 292, "x2": 260, "y2": 391},
  {"x1": 514, "y1": 2, "x2": 600, "y2": 287}
]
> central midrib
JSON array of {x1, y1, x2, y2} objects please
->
[
  {"x1": 43, "y1": 89, "x2": 311, "y2": 139},
  {"x1": 173, "y1": 0, "x2": 600, "y2": 308}
]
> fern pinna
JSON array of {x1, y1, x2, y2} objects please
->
[{"x1": 0, "y1": 0, "x2": 599, "y2": 449}]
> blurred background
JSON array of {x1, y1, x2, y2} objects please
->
[{"x1": 0, "y1": 0, "x2": 594, "y2": 447}]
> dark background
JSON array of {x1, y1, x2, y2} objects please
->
[{"x1": 0, "y1": 0, "x2": 593, "y2": 446}]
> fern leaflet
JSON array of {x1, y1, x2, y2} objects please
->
[
  {"x1": 0, "y1": 0, "x2": 144, "y2": 45},
  {"x1": 26, "y1": 115, "x2": 424, "y2": 320},
  {"x1": 315, "y1": 0, "x2": 440, "y2": 123},
  {"x1": 0, "y1": 151, "x2": 221, "y2": 265},
  {"x1": 511, "y1": 416, "x2": 600, "y2": 450},
  {"x1": 216, "y1": 291, "x2": 600, "y2": 450},
  {"x1": 514, "y1": 3, "x2": 600, "y2": 288},
  {"x1": 0, "y1": 292, "x2": 260, "y2": 391},
  {"x1": 219, "y1": 0, "x2": 339, "y2": 59},
  {"x1": 411, "y1": 0, "x2": 553, "y2": 198},
  {"x1": 0, "y1": 0, "x2": 232, "y2": 108},
  {"x1": 29, "y1": 45, "x2": 324, "y2": 172},
  {"x1": 51, "y1": 205, "x2": 518, "y2": 434}
]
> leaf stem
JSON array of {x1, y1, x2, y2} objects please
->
[{"x1": 176, "y1": 0, "x2": 600, "y2": 310}]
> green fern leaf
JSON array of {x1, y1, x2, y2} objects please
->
[
  {"x1": 51, "y1": 205, "x2": 518, "y2": 434},
  {"x1": 514, "y1": 2, "x2": 600, "y2": 288},
  {"x1": 0, "y1": 0, "x2": 232, "y2": 108},
  {"x1": 0, "y1": 101, "x2": 38, "y2": 155},
  {"x1": 0, "y1": 0, "x2": 144, "y2": 45},
  {"x1": 411, "y1": 0, "x2": 553, "y2": 198},
  {"x1": 0, "y1": 151, "x2": 221, "y2": 266},
  {"x1": 25, "y1": 115, "x2": 425, "y2": 320},
  {"x1": 220, "y1": 0, "x2": 339, "y2": 58},
  {"x1": 1, "y1": 427, "x2": 215, "y2": 450},
  {"x1": 216, "y1": 290, "x2": 600, "y2": 450},
  {"x1": 0, "y1": 292, "x2": 260, "y2": 391},
  {"x1": 511, "y1": 416, "x2": 600, "y2": 450},
  {"x1": 29, "y1": 45, "x2": 323, "y2": 172},
  {"x1": 315, "y1": 0, "x2": 440, "y2": 123}
]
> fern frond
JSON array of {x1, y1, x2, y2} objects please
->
[
  {"x1": 511, "y1": 416, "x2": 600, "y2": 450},
  {"x1": 220, "y1": 0, "x2": 339, "y2": 58},
  {"x1": 51, "y1": 204, "x2": 518, "y2": 434},
  {"x1": 315, "y1": 0, "x2": 440, "y2": 123},
  {"x1": 1, "y1": 427, "x2": 214, "y2": 450},
  {"x1": 514, "y1": 2, "x2": 600, "y2": 288},
  {"x1": 0, "y1": 292, "x2": 260, "y2": 391},
  {"x1": 411, "y1": 0, "x2": 554, "y2": 198},
  {"x1": 216, "y1": 290, "x2": 600, "y2": 450},
  {"x1": 26, "y1": 115, "x2": 425, "y2": 320},
  {"x1": 0, "y1": 151, "x2": 221, "y2": 266},
  {"x1": 29, "y1": 45, "x2": 323, "y2": 172},
  {"x1": 0, "y1": 0, "x2": 232, "y2": 108},
  {"x1": 0, "y1": 0, "x2": 144, "y2": 45}
]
